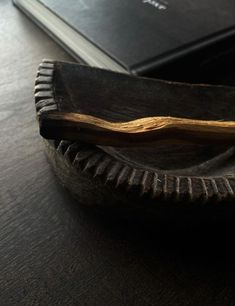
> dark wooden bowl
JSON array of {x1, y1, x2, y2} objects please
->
[{"x1": 35, "y1": 59, "x2": 235, "y2": 223}]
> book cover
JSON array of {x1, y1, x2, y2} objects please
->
[{"x1": 14, "y1": 0, "x2": 235, "y2": 80}]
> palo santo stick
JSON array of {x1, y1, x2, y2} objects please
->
[{"x1": 39, "y1": 112, "x2": 235, "y2": 147}]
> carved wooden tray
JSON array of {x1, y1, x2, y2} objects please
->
[{"x1": 34, "y1": 59, "x2": 235, "y2": 217}]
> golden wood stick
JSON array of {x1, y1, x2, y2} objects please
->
[{"x1": 39, "y1": 112, "x2": 235, "y2": 146}]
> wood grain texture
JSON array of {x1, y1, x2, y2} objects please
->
[
  {"x1": 40, "y1": 111, "x2": 235, "y2": 146},
  {"x1": 2, "y1": 1, "x2": 235, "y2": 305}
]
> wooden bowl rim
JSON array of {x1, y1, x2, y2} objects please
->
[{"x1": 34, "y1": 59, "x2": 235, "y2": 203}]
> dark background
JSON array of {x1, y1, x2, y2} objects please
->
[{"x1": 1, "y1": 1, "x2": 235, "y2": 305}]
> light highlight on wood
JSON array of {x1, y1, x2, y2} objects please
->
[{"x1": 40, "y1": 112, "x2": 235, "y2": 146}]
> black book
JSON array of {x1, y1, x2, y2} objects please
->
[{"x1": 13, "y1": 0, "x2": 235, "y2": 81}]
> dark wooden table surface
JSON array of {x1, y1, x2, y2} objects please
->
[{"x1": 1, "y1": 1, "x2": 235, "y2": 305}]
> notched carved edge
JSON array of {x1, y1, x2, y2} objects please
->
[
  {"x1": 34, "y1": 60, "x2": 235, "y2": 204},
  {"x1": 50, "y1": 140, "x2": 235, "y2": 204},
  {"x1": 34, "y1": 59, "x2": 56, "y2": 115}
]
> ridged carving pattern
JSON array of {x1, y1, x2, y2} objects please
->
[{"x1": 35, "y1": 60, "x2": 235, "y2": 203}]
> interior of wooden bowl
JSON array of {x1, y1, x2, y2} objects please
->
[{"x1": 53, "y1": 61, "x2": 235, "y2": 176}]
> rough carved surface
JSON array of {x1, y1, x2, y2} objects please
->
[{"x1": 35, "y1": 60, "x2": 235, "y2": 204}]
